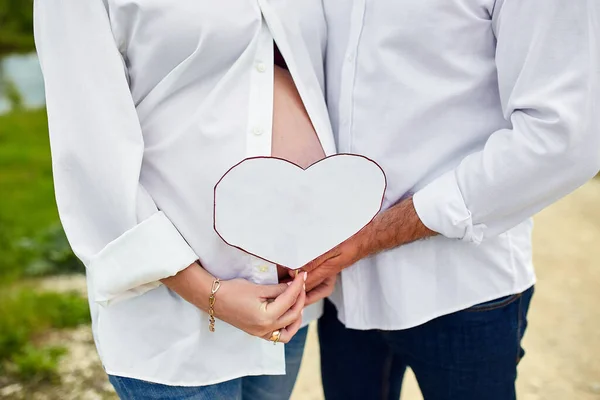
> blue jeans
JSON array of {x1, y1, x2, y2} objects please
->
[
  {"x1": 108, "y1": 326, "x2": 308, "y2": 400},
  {"x1": 319, "y1": 287, "x2": 534, "y2": 400}
]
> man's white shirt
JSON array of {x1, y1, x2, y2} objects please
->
[{"x1": 324, "y1": 0, "x2": 600, "y2": 329}]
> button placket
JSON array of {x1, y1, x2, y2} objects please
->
[
  {"x1": 255, "y1": 62, "x2": 267, "y2": 73},
  {"x1": 244, "y1": 18, "x2": 277, "y2": 284},
  {"x1": 245, "y1": 18, "x2": 274, "y2": 158},
  {"x1": 250, "y1": 256, "x2": 278, "y2": 283},
  {"x1": 337, "y1": 0, "x2": 366, "y2": 153},
  {"x1": 258, "y1": 265, "x2": 270, "y2": 273}
]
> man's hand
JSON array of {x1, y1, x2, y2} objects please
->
[
  {"x1": 302, "y1": 230, "x2": 369, "y2": 291},
  {"x1": 305, "y1": 275, "x2": 337, "y2": 306},
  {"x1": 301, "y1": 196, "x2": 436, "y2": 291}
]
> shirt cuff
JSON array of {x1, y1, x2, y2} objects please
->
[
  {"x1": 89, "y1": 211, "x2": 198, "y2": 306},
  {"x1": 412, "y1": 170, "x2": 485, "y2": 244}
]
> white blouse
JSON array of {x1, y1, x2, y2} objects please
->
[
  {"x1": 324, "y1": 0, "x2": 599, "y2": 330},
  {"x1": 34, "y1": 0, "x2": 335, "y2": 386}
]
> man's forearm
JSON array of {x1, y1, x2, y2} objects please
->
[
  {"x1": 359, "y1": 197, "x2": 437, "y2": 257},
  {"x1": 301, "y1": 196, "x2": 437, "y2": 290}
]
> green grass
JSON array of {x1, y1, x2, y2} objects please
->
[
  {"x1": 0, "y1": 108, "x2": 57, "y2": 236},
  {"x1": 0, "y1": 288, "x2": 90, "y2": 383},
  {"x1": 0, "y1": 109, "x2": 89, "y2": 384},
  {"x1": 0, "y1": 109, "x2": 68, "y2": 282},
  {"x1": 11, "y1": 345, "x2": 68, "y2": 384}
]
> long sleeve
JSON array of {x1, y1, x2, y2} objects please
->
[
  {"x1": 413, "y1": 0, "x2": 600, "y2": 243},
  {"x1": 34, "y1": 0, "x2": 198, "y2": 305}
]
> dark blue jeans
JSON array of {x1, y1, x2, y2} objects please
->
[{"x1": 319, "y1": 287, "x2": 534, "y2": 400}]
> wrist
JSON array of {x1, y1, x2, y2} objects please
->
[
  {"x1": 404, "y1": 196, "x2": 436, "y2": 241},
  {"x1": 353, "y1": 222, "x2": 377, "y2": 260},
  {"x1": 182, "y1": 263, "x2": 230, "y2": 331},
  {"x1": 193, "y1": 264, "x2": 222, "y2": 314},
  {"x1": 161, "y1": 261, "x2": 215, "y2": 313},
  {"x1": 361, "y1": 196, "x2": 436, "y2": 256}
]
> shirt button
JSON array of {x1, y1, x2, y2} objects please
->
[
  {"x1": 346, "y1": 52, "x2": 355, "y2": 63},
  {"x1": 256, "y1": 62, "x2": 267, "y2": 73},
  {"x1": 252, "y1": 127, "x2": 264, "y2": 136},
  {"x1": 258, "y1": 265, "x2": 269, "y2": 273}
]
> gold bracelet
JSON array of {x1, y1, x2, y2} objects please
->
[{"x1": 208, "y1": 278, "x2": 221, "y2": 332}]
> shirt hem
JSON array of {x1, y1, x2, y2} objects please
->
[
  {"x1": 333, "y1": 276, "x2": 537, "y2": 331},
  {"x1": 104, "y1": 366, "x2": 286, "y2": 388}
]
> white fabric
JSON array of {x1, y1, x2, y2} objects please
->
[
  {"x1": 324, "y1": 0, "x2": 600, "y2": 329},
  {"x1": 215, "y1": 155, "x2": 386, "y2": 270},
  {"x1": 34, "y1": 0, "x2": 334, "y2": 386},
  {"x1": 91, "y1": 212, "x2": 198, "y2": 306}
]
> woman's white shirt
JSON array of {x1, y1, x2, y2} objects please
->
[{"x1": 34, "y1": 0, "x2": 335, "y2": 385}]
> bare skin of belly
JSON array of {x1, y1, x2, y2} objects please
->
[{"x1": 271, "y1": 65, "x2": 326, "y2": 280}]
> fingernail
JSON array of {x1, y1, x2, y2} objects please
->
[
  {"x1": 301, "y1": 309, "x2": 304, "y2": 316},
  {"x1": 303, "y1": 284, "x2": 306, "y2": 291},
  {"x1": 304, "y1": 272, "x2": 308, "y2": 282},
  {"x1": 287, "y1": 282, "x2": 292, "y2": 286}
]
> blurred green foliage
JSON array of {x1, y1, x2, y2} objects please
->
[
  {"x1": 11, "y1": 345, "x2": 67, "y2": 383},
  {"x1": 0, "y1": 289, "x2": 90, "y2": 383},
  {"x1": 0, "y1": 0, "x2": 35, "y2": 54},
  {"x1": 17, "y1": 225, "x2": 84, "y2": 277},
  {"x1": 0, "y1": 220, "x2": 84, "y2": 283},
  {"x1": 0, "y1": 109, "x2": 57, "y2": 234},
  {"x1": 0, "y1": 108, "x2": 87, "y2": 384},
  {"x1": 2, "y1": 78, "x2": 24, "y2": 110},
  {"x1": 0, "y1": 109, "x2": 82, "y2": 282},
  {"x1": 0, "y1": 219, "x2": 24, "y2": 283}
]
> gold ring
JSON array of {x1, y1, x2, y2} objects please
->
[{"x1": 269, "y1": 330, "x2": 281, "y2": 344}]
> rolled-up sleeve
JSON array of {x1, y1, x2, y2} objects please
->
[
  {"x1": 34, "y1": 0, "x2": 198, "y2": 305},
  {"x1": 414, "y1": 0, "x2": 600, "y2": 243}
]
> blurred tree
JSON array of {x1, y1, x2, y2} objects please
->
[
  {"x1": 3, "y1": 78, "x2": 24, "y2": 111},
  {"x1": 0, "y1": 0, "x2": 35, "y2": 53}
]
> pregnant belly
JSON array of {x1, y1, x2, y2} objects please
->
[
  {"x1": 272, "y1": 66, "x2": 325, "y2": 168},
  {"x1": 271, "y1": 66, "x2": 326, "y2": 279}
]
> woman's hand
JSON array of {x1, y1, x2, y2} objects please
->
[
  {"x1": 162, "y1": 263, "x2": 306, "y2": 343},
  {"x1": 214, "y1": 270, "x2": 306, "y2": 343}
]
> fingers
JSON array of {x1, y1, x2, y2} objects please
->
[
  {"x1": 260, "y1": 315, "x2": 302, "y2": 344},
  {"x1": 275, "y1": 284, "x2": 306, "y2": 327},
  {"x1": 277, "y1": 308, "x2": 304, "y2": 344},
  {"x1": 305, "y1": 275, "x2": 336, "y2": 306},
  {"x1": 260, "y1": 282, "x2": 290, "y2": 299},
  {"x1": 305, "y1": 266, "x2": 334, "y2": 291},
  {"x1": 288, "y1": 268, "x2": 300, "y2": 278},
  {"x1": 265, "y1": 270, "x2": 306, "y2": 317},
  {"x1": 261, "y1": 289, "x2": 306, "y2": 344},
  {"x1": 280, "y1": 283, "x2": 308, "y2": 343}
]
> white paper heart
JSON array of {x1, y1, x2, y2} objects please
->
[{"x1": 214, "y1": 154, "x2": 386, "y2": 270}]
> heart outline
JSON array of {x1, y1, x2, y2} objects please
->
[{"x1": 213, "y1": 153, "x2": 387, "y2": 270}]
